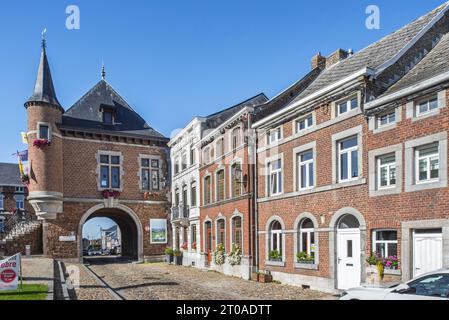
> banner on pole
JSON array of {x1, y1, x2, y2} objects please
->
[{"x1": 0, "y1": 254, "x2": 21, "y2": 291}]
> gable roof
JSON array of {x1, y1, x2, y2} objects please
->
[
  {"x1": 204, "y1": 93, "x2": 268, "y2": 129},
  {"x1": 62, "y1": 80, "x2": 166, "y2": 139},
  {"x1": 289, "y1": 2, "x2": 449, "y2": 104},
  {"x1": 0, "y1": 163, "x2": 22, "y2": 187}
]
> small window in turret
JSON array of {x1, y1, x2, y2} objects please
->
[{"x1": 38, "y1": 124, "x2": 50, "y2": 140}]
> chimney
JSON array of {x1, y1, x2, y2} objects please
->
[
  {"x1": 325, "y1": 49, "x2": 349, "y2": 69},
  {"x1": 311, "y1": 52, "x2": 326, "y2": 70}
]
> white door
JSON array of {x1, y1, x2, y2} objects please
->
[
  {"x1": 337, "y1": 229, "x2": 361, "y2": 290},
  {"x1": 413, "y1": 230, "x2": 442, "y2": 277}
]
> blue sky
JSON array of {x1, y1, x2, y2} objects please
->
[
  {"x1": 1, "y1": 0, "x2": 444, "y2": 236},
  {"x1": 83, "y1": 217, "x2": 116, "y2": 240}
]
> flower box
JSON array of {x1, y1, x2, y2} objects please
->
[
  {"x1": 102, "y1": 190, "x2": 120, "y2": 199},
  {"x1": 258, "y1": 273, "x2": 273, "y2": 283},
  {"x1": 295, "y1": 262, "x2": 319, "y2": 270},
  {"x1": 33, "y1": 139, "x2": 51, "y2": 149}
]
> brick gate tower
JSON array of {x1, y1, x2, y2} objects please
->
[{"x1": 24, "y1": 37, "x2": 171, "y2": 262}]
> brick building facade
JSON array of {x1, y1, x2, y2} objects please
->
[{"x1": 23, "y1": 38, "x2": 170, "y2": 262}]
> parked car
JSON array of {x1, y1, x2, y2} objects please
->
[{"x1": 340, "y1": 269, "x2": 449, "y2": 300}]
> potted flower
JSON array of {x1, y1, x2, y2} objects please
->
[
  {"x1": 268, "y1": 250, "x2": 282, "y2": 262},
  {"x1": 213, "y1": 243, "x2": 225, "y2": 266},
  {"x1": 228, "y1": 243, "x2": 242, "y2": 266},
  {"x1": 296, "y1": 251, "x2": 314, "y2": 264},
  {"x1": 102, "y1": 190, "x2": 120, "y2": 199},
  {"x1": 180, "y1": 242, "x2": 188, "y2": 251},
  {"x1": 173, "y1": 249, "x2": 183, "y2": 265},
  {"x1": 383, "y1": 255, "x2": 399, "y2": 270},
  {"x1": 366, "y1": 252, "x2": 383, "y2": 284},
  {"x1": 164, "y1": 247, "x2": 174, "y2": 264},
  {"x1": 33, "y1": 139, "x2": 51, "y2": 149},
  {"x1": 258, "y1": 271, "x2": 273, "y2": 283}
]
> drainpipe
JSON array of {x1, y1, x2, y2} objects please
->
[{"x1": 249, "y1": 113, "x2": 259, "y2": 273}]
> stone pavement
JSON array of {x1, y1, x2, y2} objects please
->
[
  {"x1": 21, "y1": 257, "x2": 54, "y2": 300},
  {"x1": 79, "y1": 260, "x2": 336, "y2": 300}
]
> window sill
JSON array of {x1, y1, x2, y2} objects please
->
[
  {"x1": 412, "y1": 109, "x2": 440, "y2": 122},
  {"x1": 384, "y1": 269, "x2": 401, "y2": 276},
  {"x1": 265, "y1": 260, "x2": 285, "y2": 267},
  {"x1": 294, "y1": 262, "x2": 318, "y2": 270},
  {"x1": 405, "y1": 179, "x2": 447, "y2": 193},
  {"x1": 373, "y1": 123, "x2": 397, "y2": 134}
]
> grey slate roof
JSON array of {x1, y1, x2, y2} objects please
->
[
  {"x1": 290, "y1": 3, "x2": 448, "y2": 103},
  {"x1": 381, "y1": 32, "x2": 449, "y2": 96},
  {"x1": 62, "y1": 80, "x2": 166, "y2": 139},
  {"x1": 0, "y1": 163, "x2": 22, "y2": 186},
  {"x1": 26, "y1": 41, "x2": 62, "y2": 108},
  {"x1": 205, "y1": 93, "x2": 268, "y2": 129}
]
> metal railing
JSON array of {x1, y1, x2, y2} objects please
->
[{"x1": 0, "y1": 209, "x2": 38, "y2": 241}]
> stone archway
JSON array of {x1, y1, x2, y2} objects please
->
[{"x1": 78, "y1": 203, "x2": 143, "y2": 262}]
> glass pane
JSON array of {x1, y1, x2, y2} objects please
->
[
  {"x1": 380, "y1": 154, "x2": 395, "y2": 165},
  {"x1": 338, "y1": 215, "x2": 359, "y2": 229},
  {"x1": 419, "y1": 159, "x2": 428, "y2": 181},
  {"x1": 301, "y1": 218, "x2": 313, "y2": 229},
  {"x1": 142, "y1": 169, "x2": 150, "y2": 190},
  {"x1": 388, "y1": 112, "x2": 396, "y2": 123},
  {"x1": 340, "y1": 153, "x2": 348, "y2": 180},
  {"x1": 141, "y1": 159, "x2": 149, "y2": 167},
  {"x1": 39, "y1": 125, "x2": 49, "y2": 140},
  {"x1": 419, "y1": 143, "x2": 438, "y2": 157},
  {"x1": 388, "y1": 243, "x2": 398, "y2": 257},
  {"x1": 376, "y1": 230, "x2": 397, "y2": 241},
  {"x1": 151, "y1": 170, "x2": 159, "y2": 190},
  {"x1": 380, "y1": 114, "x2": 388, "y2": 126},
  {"x1": 100, "y1": 166, "x2": 109, "y2": 188},
  {"x1": 419, "y1": 102, "x2": 428, "y2": 114},
  {"x1": 380, "y1": 167, "x2": 388, "y2": 187},
  {"x1": 308, "y1": 163, "x2": 314, "y2": 187},
  {"x1": 350, "y1": 98, "x2": 358, "y2": 110},
  {"x1": 339, "y1": 102, "x2": 347, "y2": 114},
  {"x1": 351, "y1": 150, "x2": 358, "y2": 178},
  {"x1": 111, "y1": 156, "x2": 120, "y2": 165},
  {"x1": 390, "y1": 166, "x2": 396, "y2": 185},
  {"x1": 300, "y1": 165, "x2": 307, "y2": 189},
  {"x1": 347, "y1": 240, "x2": 353, "y2": 258},
  {"x1": 375, "y1": 243, "x2": 386, "y2": 258},
  {"x1": 341, "y1": 137, "x2": 358, "y2": 150},
  {"x1": 111, "y1": 167, "x2": 120, "y2": 188},
  {"x1": 299, "y1": 120, "x2": 305, "y2": 131},
  {"x1": 429, "y1": 98, "x2": 438, "y2": 110},
  {"x1": 301, "y1": 232, "x2": 308, "y2": 252},
  {"x1": 103, "y1": 111, "x2": 113, "y2": 124},
  {"x1": 100, "y1": 155, "x2": 109, "y2": 164},
  {"x1": 430, "y1": 157, "x2": 439, "y2": 179},
  {"x1": 301, "y1": 151, "x2": 313, "y2": 162}
]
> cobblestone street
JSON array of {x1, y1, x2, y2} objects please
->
[{"x1": 68, "y1": 259, "x2": 336, "y2": 300}]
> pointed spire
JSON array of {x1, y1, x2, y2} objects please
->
[
  {"x1": 25, "y1": 30, "x2": 62, "y2": 110},
  {"x1": 101, "y1": 62, "x2": 106, "y2": 80}
]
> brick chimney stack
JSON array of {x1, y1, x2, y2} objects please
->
[{"x1": 311, "y1": 52, "x2": 326, "y2": 70}]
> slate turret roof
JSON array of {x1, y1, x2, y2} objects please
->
[
  {"x1": 25, "y1": 39, "x2": 62, "y2": 109},
  {"x1": 0, "y1": 163, "x2": 22, "y2": 187}
]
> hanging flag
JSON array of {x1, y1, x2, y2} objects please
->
[
  {"x1": 17, "y1": 150, "x2": 28, "y2": 162},
  {"x1": 0, "y1": 253, "x2": 21, "y2": 291},
  {"x1": 17, "y1": 151, "x2": 24, "y2": 177},
  {"x1": 21, "y1": 132, "x2": 28, "y2": 145}
]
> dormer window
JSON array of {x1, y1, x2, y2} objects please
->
[{"x1": 103, "y1": 109, "x2": 114, "y2": 125}]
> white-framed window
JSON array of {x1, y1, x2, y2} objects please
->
[
  {"x1": 15, "y1": 195, "x2": 25, "y2": 210},
  {"x1": 181, "y1": 153, "x2": 187, "y2": 171},
  {"x1": 377, "y1": 110, "x2": 396, "y2": 127},
  {"x1": 99, "y1": 153, "x2": 121, "y2": 189},
  {"x1": 269, "y1": 220, "x2": 283, "y2": 260},
  {"x1": 231, "y1": 127, "x2": 241, "y2": 150},
  {"x1": 268, "y1": 159, "x2": 282, "y2": 196},
  {"x1": 297, "y1": 218, "x2": 315, "y2": 262},
  {"x1": 296, "y1": 114, "x2": 313, "y2": 133},
  {"x1": 190, "y1": 181, "x2": 197, "y2": 207},
  {"x1": 377, "y1": 153, "x2": 396, "y2": 190},
  {"x1": 338, "y1": 136, "x2": 359, "y2": 182},
  {"x1": 337, "y1": 96, "x2": 358, "y2": 116},
  {"x1": 372, "y1": 230, "x2": 398, "y2": 259},
  {"x1": 415, "y1": 143, "x2": 439, "y2": 184},
  {"x1": 190, "y1": 146, "x2": 196, "y2": 165},
  {"x1": 141, "y1": 158, "x2": 160, "y2": 191},
  {"x1": 37, "y1": 123, "x2": 51, "y2": 141},
  {"x1": 267, "y1": 127, "x2": 282, "y2": 145},
  {"x1": 297, "y1": 150, "x2": 314, "y2": 190},
  {"x1": 0, "y1": 194, "x2": 4, "y2": 210},
  {"x1": 416, "y1": 95, "x2": 438, "y2": 117}
]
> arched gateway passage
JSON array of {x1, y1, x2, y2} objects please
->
[{"x1": 78, "y1": 204, "x2": 143, "y2": 262}]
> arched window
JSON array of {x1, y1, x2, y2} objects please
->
[
  {"x1": 182, "y1": 184, "x2": 188, "y2": 206},
  {"x1": 191, "y1": 224, "x2": 197, "y2": 250},
  {"x1": 231, "y1": 127, "x2": 241, "y2": 150},
  {"x1": 269, "y1": 220, "x2": 283, "y2": 261},
  {"x1": 174, "y1": 188, "x2": 180, "y2": 206},
  {"x1": 231, "y1": 216, "x2": 243, "y2": 249},
  {"x1": 190, "y1": 181, "x2": 197, "y2": 207},
  {"x1": 216, "y1": 170, "x2": 225, "y2": 201},
  {"x1": 297, "y1": 218, "x2": 315, "y2": 262},
  {"x1": 231, "y1": 162, "x2": 243, "y2": 197},
  {"x1": 338, "y1": 214, "x2": 360, "y2": 229},
  {"x1": 204, "y1": 221, "x2": 212, "y2": 252},
  {"x1": 216, "y1": 219, "x2": 226, "y2": 250},
  {"x1": 203, "y1": 176, "x2": 211, "y2": 205}
]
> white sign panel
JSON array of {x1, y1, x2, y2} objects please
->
[
  {"x1": 59, "y1": 235, "x2": 76, "y2": 242},
  {"x1": 0, "y1": 254, "x2": 21, "y2": 291}
]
